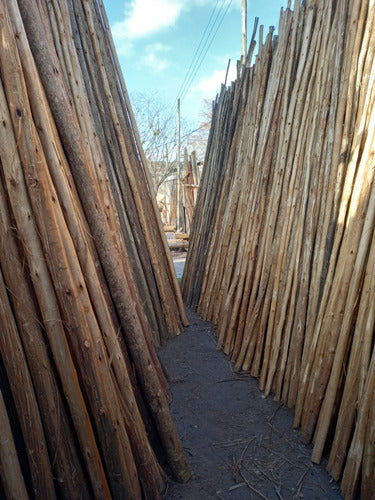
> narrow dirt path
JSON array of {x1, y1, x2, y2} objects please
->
[{"x1": 159, "y1": 306, "x2": 342, "y2": 499}]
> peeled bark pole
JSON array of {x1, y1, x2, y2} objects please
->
[
  {"x1": 0, "y1": 389, "x2": 28, "y2": 500},
  {"x1": 0, "y1": 0, "x2": 190, "y2": 497},
  {"x1": 183, "y1": 1, "x2": 375, "y2": 497}
]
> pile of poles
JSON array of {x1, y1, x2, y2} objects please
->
[
  {"x1": 183, "y1": 0, "x2": 375, "y2": 498},
  {"x1": 0, "y1": 0, "x2": 190, "y2": 498}
]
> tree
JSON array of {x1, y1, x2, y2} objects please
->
[
  {"x1": 130, "y1": 92, "x2": 211, "y2": 195},
  {"x1": 186, "y1": 98, "x2": 212, "y2": 161},
  {"x1": 130, "y1": 92, "x2": 180, "y2": 194}
]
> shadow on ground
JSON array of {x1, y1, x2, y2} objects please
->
[{"x1": 159, "y1": 308, "x2": 342, "y2": 500}]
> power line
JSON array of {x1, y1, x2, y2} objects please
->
[
  {"x1": 174, "y1": 0, "x2": 222, "y2": 102},
  {"x1": 175, "y1": 0, "x2": 225, "y2": 102},
  {"x1": 163, "y1": 123, "x2": 209, "y2": 149},
  {"x1": 179, "y1": 0, "x2": 233, "y2": 102},
  {"x1": 181, "y1": 123, "x2": 208, "y2": 140},
  {"x1": 172, "y1": 0, "x2": 233, "y2": 110},
  {"x1": 163, "y1": 0, "x2": 233, "y2": 157},
  {"x1": 166, "y1": 0, "x2": 223, "y2": 119}
]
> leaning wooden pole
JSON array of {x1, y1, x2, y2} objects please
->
[
  {"x1": 0, "y1": 388, "x2": 28, "y2": 500},
  {"x1": 183, "y1": 1, "x2": 375, "y2": 497},
  {"x1": 0, "y1": 0, "x2": 191, "y2": 497},
  {"x1": 15, "y1": 0, "x2": 190, "y2": 485}
]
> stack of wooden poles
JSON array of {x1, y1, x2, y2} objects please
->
[
  {"x1": 0, "y1": 0, "x2": 190, "y2": 498},
  {"x1": 181, "y1": 150, "x2": 201, "y2": 232},
  {"x1": 183, "y1": 1, "x2": 374, "y2": 498}
]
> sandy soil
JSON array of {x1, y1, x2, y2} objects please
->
[{"x1": 158, "y1": 253, "x2": 342, "y2": 499}]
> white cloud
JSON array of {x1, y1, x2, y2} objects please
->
[
  {"x1": 111, "y1": 0, "x2": 241, "y2": 41},
  {"x1": 142, "y1": 53, "x2": 168, "y2": 72},
  {"x1": 113, "y1": 38, "x2": 134, "y2": 57},
  {"x1": 112, "y1": 0, "x2": 184, "y2": 40},
  {"x1": 195, "y1": 64, "x2": 237, "y2": 97},
  {"x1": 152, "y1": 42, "x2": 170, "y2": 53},
  {"x1": 141, "y1": 43, "x2": 170, "y2": 72}
]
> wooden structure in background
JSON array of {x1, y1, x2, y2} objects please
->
[
  {"x1": 183, "y1": 1, "x2": 375, "y2": 498},
  {"x1": 157, "y1": 150, "x2": 201, "y2": 232},
  {"x1": 0, "y1": 0, "x2": 190, "y2": 498}
]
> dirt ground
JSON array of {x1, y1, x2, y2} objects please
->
[{"x1": 158, "y1": 252, "x2": 343, "y2": 500}]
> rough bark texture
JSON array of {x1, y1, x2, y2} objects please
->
[
  {"x1": 0, "y1": 0, "x2": 190, "y2": 497},
  {"x1": 183, "y1": 2, "x2": 375, "y2": 498}
]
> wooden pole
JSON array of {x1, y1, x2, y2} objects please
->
[
  {"x1": 0, "y1": 389, "x2": 28, "y2": 500},
  {"x1": 94, "y1": 0, "x2": 188, "y2": 329},
  {"x1": 0, "y1": 5, "x2": 111, "y2": 496},
  {"x1": 0, "y1": 0, "x2": 191, "y2": 496},
  {"x1": 165, "y1": 143, "x2": 169, "y2": 187},
  {"x1": 177, "y1": 98, "x2": 181, "y2": 231},
  {"x1": 242, "y1": 0, "x2": 247, "y2": 65},
  {"x1": 182, "y1": 1, "x2": 375, "y2": 493}
]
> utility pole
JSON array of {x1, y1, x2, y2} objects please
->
[
  {"x1": 176, "y1": 98, "x2": 181, "y2": 231},
  {"x1": 164, "y1": 143, "x2": 169, "y2": 180},
  {"x1": 241, "y1": 0, "x2": 247, "y2": 65}
]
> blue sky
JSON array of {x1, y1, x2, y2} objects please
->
[{"x1": 102, "y1": 0, "x2": 287, "y2": 130}]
